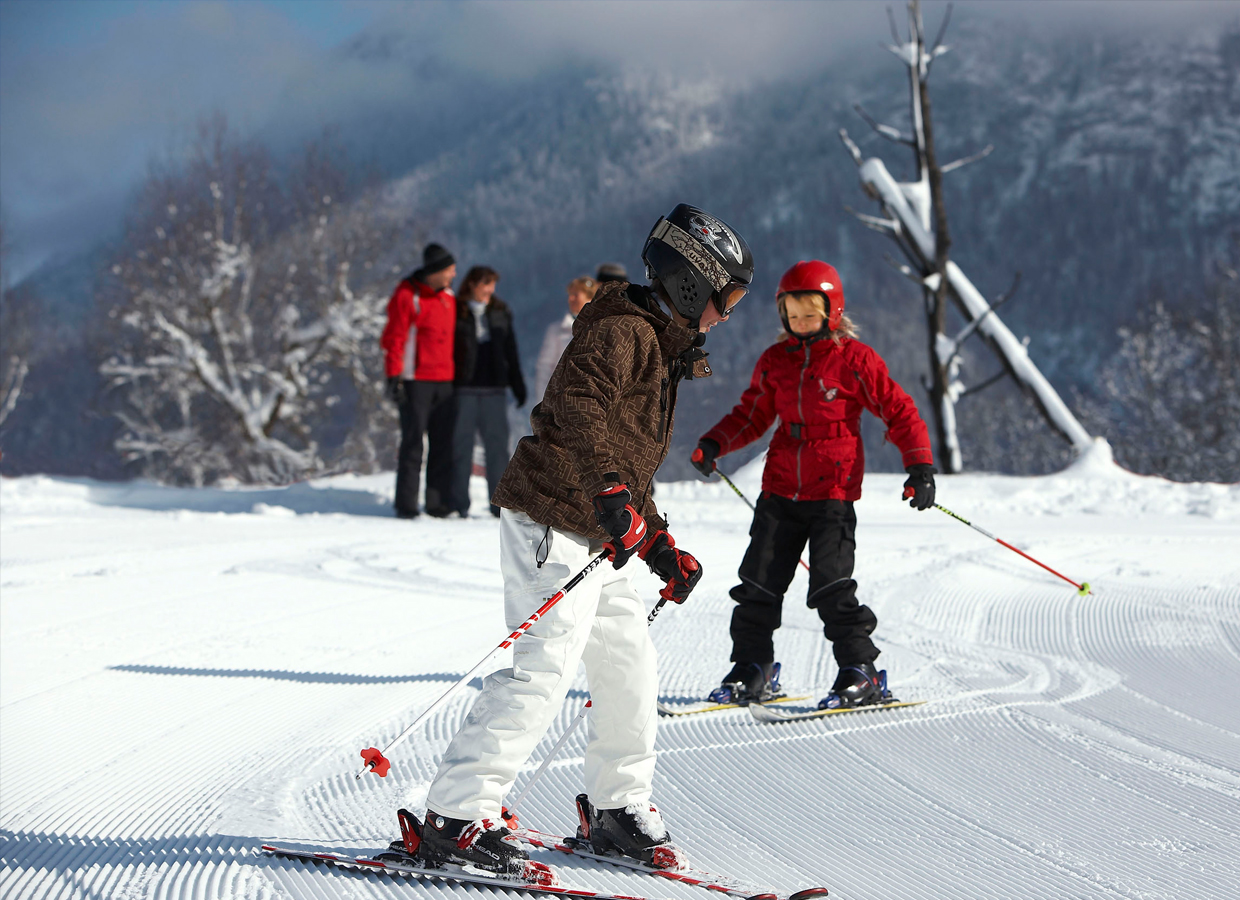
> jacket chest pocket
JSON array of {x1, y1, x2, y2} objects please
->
[{"x1": 813, "y1": 377, "x2": 848, "y2": 410}]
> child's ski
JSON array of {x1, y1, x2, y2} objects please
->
[
  {"x1": 748, "y1": 699, "x2": 925, "y2": 723},
  {"x1": 512, "y1": 825, "x2": 828, "y2": 900},
  {"x1": 656, "y1": 695, "x2": 810, "y2": 717}
]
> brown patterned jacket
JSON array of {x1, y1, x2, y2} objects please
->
[{"x1": 492, "y1": 281, "x2": 710, "y2": 540}]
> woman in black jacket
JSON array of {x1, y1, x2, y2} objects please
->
[{"x1": 451, "y1": 266, "x2": 527, "y2": 517}]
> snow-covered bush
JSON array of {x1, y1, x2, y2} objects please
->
[
  {"x1": 0, "y1": 224, "x2": 32, "y2": 435},
  {"x1": 1080, "y1": 271, "x2": 1239, "y2": 483},
  {"x1": 101, "y1": 119, "x2": 401, "y2": 485}
]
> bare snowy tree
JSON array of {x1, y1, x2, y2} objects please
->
[
  {"x1": 101, "y1": 118, "x2": 398, "y2": 485},
  {"x1": 1079, "y1": 267, "x2": 1239, "y2": 483},
  {"x1": 840, "y1": 0, "x2": 1093, "y2": 472}
]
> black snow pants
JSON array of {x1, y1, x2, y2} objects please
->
[
  {"x1": 395, "y1": 380, "x2": 456, "y2": 516},
  {"x1": 729, "y1": 492, "x2": 879, "y2": 667}
]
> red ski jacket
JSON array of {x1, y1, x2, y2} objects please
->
[
  {"x1": 702, "y1": 335, "x2": 933, "y2": 502},
  {"x1": 380, "y1": 279, "x2": 456, "y2": 381}
]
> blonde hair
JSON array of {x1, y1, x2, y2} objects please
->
[
  {"x1": 777, "y1": 291, "x2": 857, "y2": 344},
  {"x1": 567, "y1": 276, "x2": 598, "y2": 297}
]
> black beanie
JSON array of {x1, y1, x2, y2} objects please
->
[{"x1": 418, "y1": 243, "x2": 455, "y2": 278}]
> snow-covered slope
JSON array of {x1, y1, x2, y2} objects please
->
[{"x1": 2, "y1": 450, "x2": 1238, "y2": 898}]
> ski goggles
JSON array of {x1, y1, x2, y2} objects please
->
[{"x1": 714, "y1": 281, "x2": 747, "y2": 317}]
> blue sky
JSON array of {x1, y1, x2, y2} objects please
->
[{"x1": 2, "y1": 0, "x2": 1235, "y2": 283}]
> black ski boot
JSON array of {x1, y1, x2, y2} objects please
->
[
  {"x1": 379, "y1": 807, "x2": 553, "y2": 884},
  {"x1": 818, "y1": 663, "x2": 892, "y2": 710},
  {"x1": 574, "y1": 794, "x2": 687, "y2": 870},
  {"x1": 707, "y1": 661, "x2": 782, "y2": 704}
]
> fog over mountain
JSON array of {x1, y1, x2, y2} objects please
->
[{"x1": 2, "y1": 3, "x2": 1237, "y2": 481}]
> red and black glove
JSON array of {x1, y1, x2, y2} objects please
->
[
  {"x1": 902, "y1": 464, "x2": 937, "y2": 511},
  {"x1": 690, "y1": 439, "x2": 720, "y2": 479},
  {"x1": 639, "y1": 530, "x2": 702, "y2": 603},
  {"x1": 592, "y1": 484, "x2": 648, "y2": 569}
]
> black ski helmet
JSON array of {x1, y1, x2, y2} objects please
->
[{"x1": 642, "y1": 204, "x2": 754, "y2": 326}]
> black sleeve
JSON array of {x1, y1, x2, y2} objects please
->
[{"x1": 506, "y1": 322, "x2": 527, "y2": 404}]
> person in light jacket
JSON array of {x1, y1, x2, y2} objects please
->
[{"x1": 533, "y1": 276, "x2": 596, "y2": 405}]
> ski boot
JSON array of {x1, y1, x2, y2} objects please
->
[
  {"x1": 707, "y1": 661, "x2": 782, "y2": 704},
  {"x1": 379, "y1": 807, "x2": 554, "y2": 884},
  {"x1": 574, "y1": 794, "x2": 687, "y2": 870},
  {"x1": 818, "y1": 662, "x2": 892, "y2": 710}
]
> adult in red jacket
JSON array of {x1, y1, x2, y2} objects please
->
[
  {"x1": 692, "y1": 260, "x2": 938, "y2": 711},
  {"x1": 380, "y1": 243, "x2": 458, "y2": 518}
]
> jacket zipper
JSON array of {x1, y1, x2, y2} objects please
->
[
  {"x1": 794, "y1": 342, "x2": 811, "y2": 500},
  {"x1": 657, "y1": 376, "x2": 669, "y2": 442}
]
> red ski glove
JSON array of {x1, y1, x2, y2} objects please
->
[
  {"x1": 593, "y1": 484, "x2": 648, "y2": 569},
  {"x1": 639, "y1": 530, "x2": 702, "y2": 603}
]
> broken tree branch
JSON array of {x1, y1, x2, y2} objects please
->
[
  {"x1": 855, "y1": 104, "x2": 915, "y2": 146},
  {"x1": 940, "y1": 144, "x2": 994, "y2": 174}
]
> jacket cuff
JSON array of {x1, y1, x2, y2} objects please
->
[
  {"x1": 900, "y1": 447, "x2": 935, "y2": 468},
  {"x1": 701, "y1": 428, "x2": 730, "y2": 455},
  {"x1": 579, "y1": 468, "x2": 622, "y2": 500}
]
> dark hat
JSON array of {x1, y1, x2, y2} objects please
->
[
  {"x1": 595, "y1": 262, "x2": 628, "y2": 283},
  {"x1": 417, "y1": 243, "x2": 455, "y2": 278}
]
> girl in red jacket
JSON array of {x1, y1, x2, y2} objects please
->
[{"x1": 691, "y1": 260, "x2": 937, "y2": 710}]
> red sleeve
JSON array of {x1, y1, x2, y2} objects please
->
[
  {"x1": 852, "y1": 344, "x2": 934, "y2": 468},
  {"x1": 380, "y1": 283, "x2": 413, "y2": 378},
  {"x1": 701, "y1": 347, "x2": 778, "y2": 456}
]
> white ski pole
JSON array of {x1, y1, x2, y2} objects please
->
[
  {"x1": 503, "y1": 700, "x2": 592, "y2": 826},
  {"x1": 356, "y1": 551, "x2": 611, "y2": 779},
  {"x1": 500, "y1": 597, "x2": 670, "y2": 825}
]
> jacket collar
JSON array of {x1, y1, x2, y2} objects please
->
[
  {"x1": 786, "y1": 330, "x2": 834, "y2": 351},
  {"x1": 577, "y1": 281, "x2": 700, "y2": 361},
  {"x1": 409, "y1": 278, "x2": 453, "y2": 299}
]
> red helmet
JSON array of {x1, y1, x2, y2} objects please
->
[{"x1": 777, "y1": 260, "x2": 845, "y2": 330}]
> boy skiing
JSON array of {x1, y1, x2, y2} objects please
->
[
  {"x1": 389, "y1": 205, "x2": 753, "y2": 879},
  {"x1": 691, "y1": 260, "x2": 937, "y2": 711}
]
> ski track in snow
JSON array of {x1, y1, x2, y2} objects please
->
[{"x1": 2, "y1": 452, "x2": 1239, "y2": 899}]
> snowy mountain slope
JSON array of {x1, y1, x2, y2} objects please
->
[{"x1": 2, "y1": 449, "x2": 1239, "y2": 899}]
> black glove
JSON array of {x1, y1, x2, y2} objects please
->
[
  {"x1": 385, "y1": 376, "x2": 405, "y2": 405},
  {"x1": 592, "y1": 484, "x2": 648, "y2": 569},
  {"x1": 513, "y1": 385, "x2": 528, "y2": 408},
  {"x1": 690, "y1": 438, "x2": 720, "y2": 478},
  {"x1": 902, "y1": 464, "x2": 937, "y2": 511},
  {"x1": 639, "y1": 530, "x2": 702, "y2": 603}
]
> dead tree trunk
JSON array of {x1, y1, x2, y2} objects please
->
[{"x1": 842, "y1": 0, "x2": 1092, "y2": 470}]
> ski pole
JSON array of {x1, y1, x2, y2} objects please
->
[
  {"x1": 502, "y1": 595, "x2": 671, "y2": 826},
  {"x1": 693, "y1": 449, "x2": 812, "y2": 574},
  {"x1": 923, "y1": 497, "x2": 1092, "y2": 596},
  {"x1": 503, "y1": 700, "x2": 591, "y2": 827},
  {"x1": 357, "y1": 551, "x2": 611, "y2": 779}
]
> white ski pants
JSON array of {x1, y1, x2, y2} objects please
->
[{"x1": 423, "y1": 508, "x2": 659, "y2": 820}]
